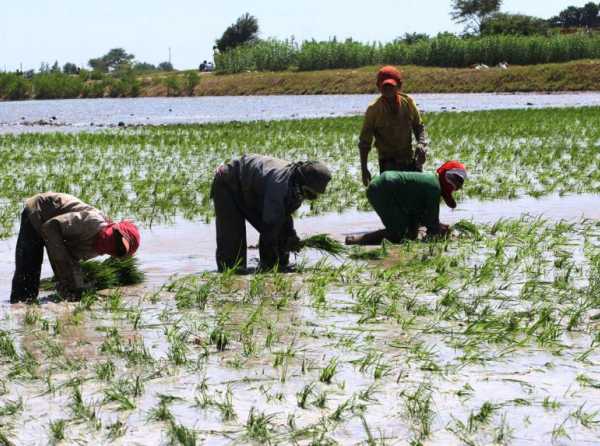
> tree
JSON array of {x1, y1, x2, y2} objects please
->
[
  {"x1": 549, "y1": 3, "x2": 600, "y2": 28},
  {"x1": 581, "y1": 2, "x2": 600, "y2": 27},
  {"x1": 88, "y1": 48, "x2": 135, "y2": 73},
  {"x1": 396, "y1": 32, "x2": 430, "y2": 44},
  {"x1": 451, "y1": 0, "x2": 503, "y2": 33},
  {"x1": 215, "y1": 12, "x2": 259, "y2": 52},
  {"x1": 63, "y1": 62, "x2": 79, "y2": 75},
  {"x1": 133, "y1": 62, "x2": 157, "y2": 72},
  {"x1": 480, "y1": 13, "x2": 549, "y2": 36},
  {"x1": 157, "y1": 61, "x2": 174, "y2": 71}
]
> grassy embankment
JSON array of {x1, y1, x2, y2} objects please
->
[
  {"x1": 3, "y1": 60, "x2": 600, "y2": 100},
  {"x1": 168, "y1": 59, "x2": 600, "y2": 95}
]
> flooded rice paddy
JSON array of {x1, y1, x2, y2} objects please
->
[
  {"x1": 3, "y1": 92, "x2": 600, "y2": 134},
  {"x1": 0, "y1": 102, "x2": 599, "y2": 445}
]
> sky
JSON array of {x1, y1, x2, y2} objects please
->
[{"x1": 0, "y1": 0, "x2": 594, "y2": 71}]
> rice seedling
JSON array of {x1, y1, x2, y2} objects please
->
[
  {"x1": 147, "y1": 398, "x2": 174, "y2": 423},
  {"x1": 165, "y1": 326, "x2": 189, "y2": 366},
  {"x1": 349, "y1": 240, "x2": 390, "y2": 260},
  {"x1": 319, "y1": 357, "x2": 338, "y2": 384},
  {"x1": 107, "y1": 420, "x2": 127, "y2": 440},
  {"x1": 69, "y1": 386, "x2": 99, "y2": 428},
  {"x1": 244, "y1": 407, "x2": 276, "y2": 443},
  {"x1": 401, "y1": 384, "x2": 434, "y2": 441},
  {"x1": 300, "y1": 234, "x2": 346, "y2": 256},
  {"x1": 209, "y1": 326, "x2": 229, "y2": 352},
  {"x1": 168, "y1": 420, "x2": 198, "y2": 446},
  {"x1": 48, "y1": 419, "x2": 66, "y2": 444},
  {"x1": 0, "y1": 399, "x2": 22, "y2": 417},
  {"x1": 214, "y1": 386, "x2": 237, "y2": 422},
  {"x1": 103, "y1": 381, "x2": 136, "y2": 411},
  {"x1": 41, "y1": 256, "x2": 145, "y2": 293},
  {"x1": 297, "y1": 383, "x2": 315, "y2": 409}
]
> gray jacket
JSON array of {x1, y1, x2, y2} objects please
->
[{"x1": 216, "y1": 154, "x2": 302, "y2": 230}]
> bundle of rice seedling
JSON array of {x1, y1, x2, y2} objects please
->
[
  {"x1": 299, "y1": 234, "x2": 346, "y2": 256},
  {"x1": 41, "y1": 256, "x2": 145, "y2": 291},
  {"x1": 452, "y1": 220, "x2": 481, "y2": 239}
]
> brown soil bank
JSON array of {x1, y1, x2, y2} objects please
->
[{"x1": 145, "y1": 60, "x2": 600, "y2": 96}]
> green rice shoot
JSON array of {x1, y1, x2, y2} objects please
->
[{"x1": 299, "y1": 234, "x2": 346, "y2": 256}]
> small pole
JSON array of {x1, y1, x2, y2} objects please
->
[{"x1": 168, "y1": 47, "x2": 172, "y2": 65}]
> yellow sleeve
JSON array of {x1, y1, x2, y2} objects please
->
[
  {"x1": 358, "y1": 105, "x2": 376, "y2": 151},
  {"x1": 407, "y1": 96, "x2": 423, "y2": 126}
]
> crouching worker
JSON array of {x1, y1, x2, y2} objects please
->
[
  {"x1": 346, "y1": 161, "x2": 467, "y2": 245},
  {"x1": 10, "y1": 192, "x2": 140, "y2": 303},
  {"x1": 211, "y1": 154, "x2": 331, "y2": 272}
]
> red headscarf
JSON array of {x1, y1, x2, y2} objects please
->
[
  {"x1": 95, "y1": 220, "x2": 140, "y2": 256},
  {"x1": 437, "y1": 161, "x2": 467, "y2": 209},
  {"x1": 377, "y1": 66, "x2": 403, "y2": 114}
]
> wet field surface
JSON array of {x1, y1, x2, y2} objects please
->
[
  {"x1": 0, "y1": 193, "x2": 597, "y2": 303},
  {"x1": 3, "y1": 92, "x2": 600, "y2": 134}
]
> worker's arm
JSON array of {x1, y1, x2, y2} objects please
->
[
  {"x1": 358, "y1": 107, "x2": 376, "y2": 187},
  {"x1": 409, "y1": 97, "x2": 429, "y2": 171},
  {"x1": 421, "y1": 195, "x2": 443, "y2": 237},
  {"x1": 40, "y1": 216, "x2": 87, "y2": 294}
]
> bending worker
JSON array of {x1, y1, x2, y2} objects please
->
[
  {"x1": 358, "y1": 65, "x2": 428, "y2": 186},
  {"x1": 11, "y1": 192, "x2": 140, "y2": 303},
  {"x1": 346, "y1": 161, "x2": 467, "y2": 245},
  {"x1": 211, "y1": 154, "x2": 331, "y2": 271}
]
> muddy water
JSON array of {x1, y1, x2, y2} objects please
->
[
  {"x1": 2, "y1": 92, "x2": 600, "y2": 134},
  {"x1": 0, "y1": 193, "x2": 597, "y2": 304}
]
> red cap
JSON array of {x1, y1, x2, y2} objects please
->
[
  {"x1": 377, "y1": 66, "x2": 403, "y2": 90},
  {"x1": 114, "y1": 220, "x2": 141, "y2": 256},
  {"x1": 437, "y1": 161, "x2": 467, "y2": 209}
]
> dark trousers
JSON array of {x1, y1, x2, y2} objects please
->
[
  {"x1": 11, "y1": 209, "x2": 45, "y2": 303},
  {"x1": 379, "y1": 157, "x2": 419, "y2": 174},
  {"x1": 212, "y1": 177, "x2": 290, "y2": 272},
  {"x1": 213, "y1": 177, "x2": 248, "y2": 272}
]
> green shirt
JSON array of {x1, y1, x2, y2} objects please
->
[{"x1": 367, "y1": 171, "x2": 441, "y2": 236}]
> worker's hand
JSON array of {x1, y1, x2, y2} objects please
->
[
  {"x1": 361, "y1": 168, "x2": 372, "y2": 187},
  {"x1": 284, "y1": 233, "x2": 302, "y2": 253},
  {"x1": 415, "y1": 145, "x2": 428, "y2": 171}
]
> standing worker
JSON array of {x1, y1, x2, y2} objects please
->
[
  {"x1": 346, "y1": 161, "x2": 467, "y2": 245},
  {"x1": 358, "y1": 65, "x2": 429, "y2": 186},
  {"x1": 10, "y1": 192, "x2": 141, "y2": 303},
  {"x1": 211, "y1": 154, "x2": 331, "y2": 272}
]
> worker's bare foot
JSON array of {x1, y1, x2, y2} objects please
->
[{"x1": 345, "y1": 235, "x2": 361, "y2": 245}]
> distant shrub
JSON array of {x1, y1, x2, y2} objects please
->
[
  {"x1": 32, "y1": 73, "x2": 83, "y2": 99},
  {"x1": 81, "y1": 81, "x2": 105, "y2": 98},
  {"x1": 183, "y1": 71, "x2": 199, "y2": 95},
  {"x1": 164, "y1": 75, "x2": 181, "y2": 96},
  {"x1": 0, "y1": 73, "x2": 31, "y2": 100}
]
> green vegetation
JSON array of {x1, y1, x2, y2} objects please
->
[
  {"x1": 0, "y1": 107, "x2": 598, "y2": 237},
  {"x1": 40, "y1": 257, "x2": 144, "y2": 291},
  {"x1": 0, "y1": 106, "x2": 599, "y2": 442},
  {"x1": 215, "y1": 34, "x2": 600, "y2": 73},
  {"x1": 299, "y1": 234, "x2": 346, "y2": 256}
]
